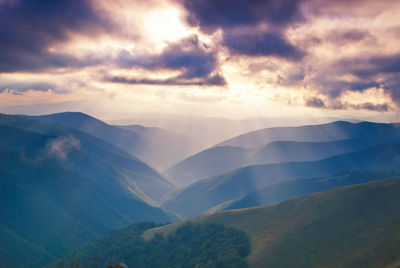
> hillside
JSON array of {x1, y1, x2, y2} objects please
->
[
  {"x1": 0, "y1": 114, "x2": 177, "y2": 266},
  {"x1": 60, "y1": 222, "x2": 250, "y2": 267},
  {"x1": 29, "y1": 112, "x2": 195, "y2": 169},
  {"x1": 162, "y1": 143, "x2": 400, "y2": 218},
  {"x1": 146, "y1": 177, "x2": 400, "y2": 267},
  {"x1": 209, "y1": 171, "x2": 398, "y2": 212}
]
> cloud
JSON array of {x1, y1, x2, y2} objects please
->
[
  {"x1": 303, "y1": 54, "x2": 400, "y2": 106},
  {"x1": 111, "y1": 35, "x2": 226, "y2": 86},
  {"x1": 180, "y1": 0, "x2": 304, "y2": 31},
  {"x1": 178, "y1": 0, "x2": 306, "y2": 60},
  {"x1": 46, "y1": 135, "x2": 81, "y2": 160},
  {"x1": 106, "y1": 74, "x2": 226, "y2": 86},
  {"x1": 0, "y1": 82, "x2": 66, "y2": 94},
  {"x1": 305, "y1": 96, "x2": 391, "y2": 112},
  {"x1": 223, "y1": 31, "x2": 305, "y2": 60},
  {"x1": 305, "y1": 96, "x2": 325, "y2": 108},
  {"x1": 0, "y1": 0, "x2": 112, "y2": 73}
]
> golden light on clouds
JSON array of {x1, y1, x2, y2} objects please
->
[{"x1": 0, "y1": 0, "x2": 400, "y2": 119}]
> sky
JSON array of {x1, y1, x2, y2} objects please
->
[{"x1": 0, "y1": 0, "x2": 400, "y2": 120}]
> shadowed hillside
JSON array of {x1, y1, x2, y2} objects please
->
[{"x1": 0, "y1": 114, "x2": 177, "y2": 266}]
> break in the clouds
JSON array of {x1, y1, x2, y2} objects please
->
[{"x1": 0, "y1": 0, "x2": 400, "y2": 117}]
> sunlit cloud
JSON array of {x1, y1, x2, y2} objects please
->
[{"x1": 0, "y1": 0, "x2": 399, "y2": 118}]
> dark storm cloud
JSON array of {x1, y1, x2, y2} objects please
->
[
  {"x1": 113, "y1": 36, "x2": 226, "y2": 86},
  {"x1": 305, "y1": 97, "x2": 391, "y2": 112},
  {"x1": 180, "y1": 0, "x2": 304, "y2": 31},
  {"x1": 355, "y1": 102, "x2": 390, "y2": 112},
  {"x1": 309, "y1": 54, "x2": 400, "y2": 105},
  {"x1": 179, "y1": 0, "x2": 305, "y2": 60},
  {"x1": 223, "y1": 31, "x2": 305, "y2": 60},
  {"x1": 335, "y1": 54, "x2": 400, "y2": 79},
  {"x1": 0, "y1": 0, "x2": 112, "y2": 72},
  {"x1": 305, "y1": 97, "x2": 325, "y2": 108},
  {"x1": 105, "y1": 74, "x2": 226, "y2": 86}
]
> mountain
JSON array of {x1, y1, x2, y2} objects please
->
[
  {"x1": 166, "y1": 138, "x2": 380, "y2": 187},
  {"x1": 145, "y1": 177, "x2": 400, "y2": 267},
  {"x1": 28, "y1": 112, "x2": 195, "y2": 169},
  {"x1": 0, "y1": 114, "x2": 177, "y2": 266},
  {"x1": 162, "y1": 143, "x2": 400, "y2": 218},
  {"x1": 217, "y1": 121, "x2": 400, "y2": 148},
  {"x1": 208, "y1": 171, "x2": 398, "y2": 212}
]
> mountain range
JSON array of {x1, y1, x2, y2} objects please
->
[
  {"x1": 2, "y1": 111, "x2": 400, "y2": 267},
  {"x1": 166, "y1": 121, "x2": 400, "y2": 186}
]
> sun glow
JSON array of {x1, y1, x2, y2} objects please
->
[{"x1": 143, "y1": 7, "x2": 193, "y2": 49}]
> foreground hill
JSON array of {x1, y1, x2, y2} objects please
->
[
  {"x1": 146, "y1": 177, "x2": 400, "y2": 267},
  {"x1": 209, "y1": 171, "x2": 397, "y2": 212},
  {"x1": 162, "y1": 143, "x2": 400, "y2": 218},
  {"x1": 0, "y1": 114, "x2": 177, "y2": 266},
  {"x1": 60, "y1": 222, "x2": 250, "y2": 267},
  {"x1": 29, "y1": 112, "x2": 195, "y2": 169},
  {"x1": 166, "y1": 138, "x2": 379, "y2": 187}
]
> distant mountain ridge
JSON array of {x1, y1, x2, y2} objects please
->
[
  {"x1": 216, "y1": 120, "x2": 400, "y2": 148},
  {"x1": 28, "y1": 112, "x2": 196, "y2": 169},
  {"x1": 166, "y1": 121, "x2": 400, "y2": 187}
]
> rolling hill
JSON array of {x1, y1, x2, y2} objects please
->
[
  {"x1": 145, "y1": 177, "x2": 400, "y2": 267},
  {"x1": 0, "y1": 114, "x2": 177, "y2": 266},
  {"x1": 162, "y1": 143, "x2": 400, "y2": 218},
  {"x1": 208, "y1": 171, "x2": 398, "y2": 212},
  {"x1": 165, "y1": 137, "x2": 380, "y2": 187},
  {"x1": 29, "y1": 112, "x2": 195, "y2": 169}
]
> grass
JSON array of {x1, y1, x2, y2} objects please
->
[{"x1": 145, "y1": 177, "x2": 400, "y2": 267}]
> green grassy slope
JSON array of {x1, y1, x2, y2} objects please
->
[
  {"x1": 146, "y1": 177, "x2": 400, "y2": 267},
  {"x1": 210, "y1": 171, "x2": 398, "y2": 212}
]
